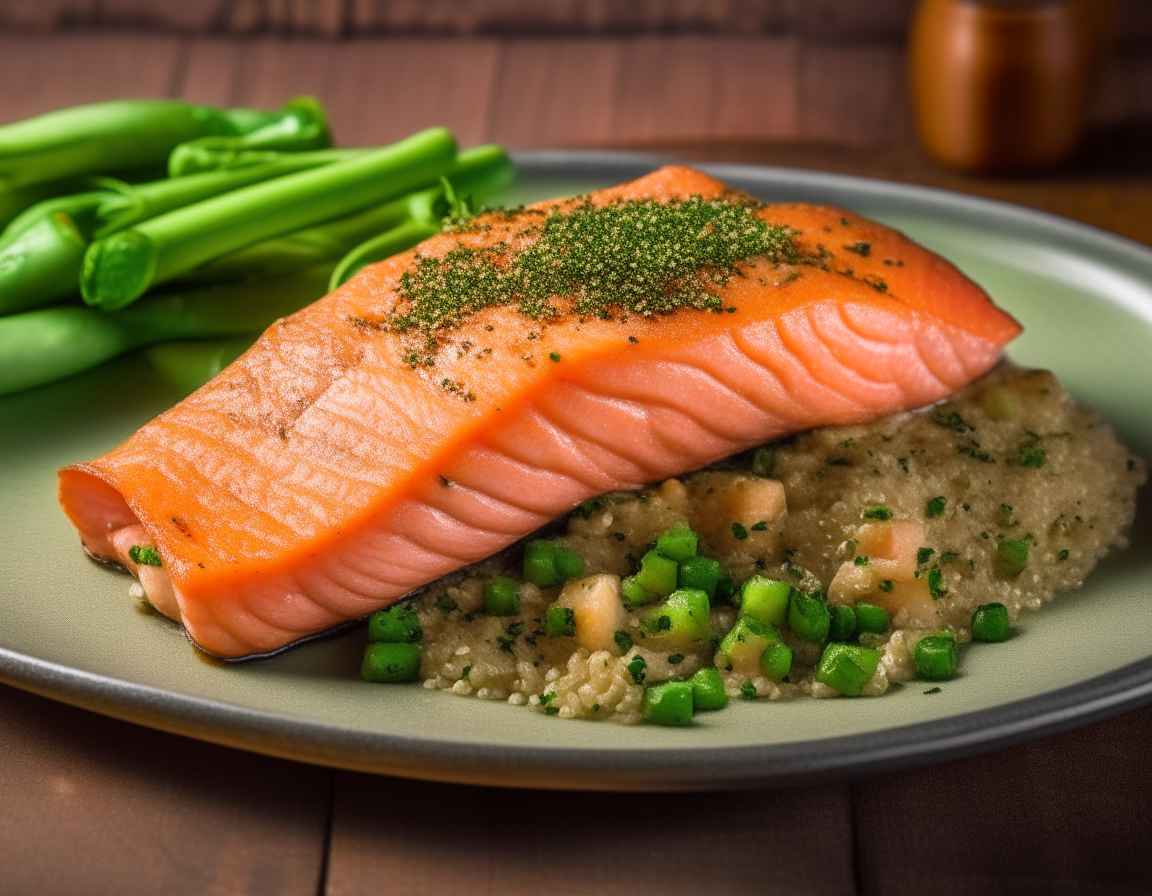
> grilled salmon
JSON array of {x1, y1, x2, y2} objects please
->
[{"x1": 58, "y1": 166, "x2": 1021, "y2": 657}]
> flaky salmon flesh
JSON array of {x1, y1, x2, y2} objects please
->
[{"x1": 58, "y1": 166, "x2": 1021, "y2": 657}]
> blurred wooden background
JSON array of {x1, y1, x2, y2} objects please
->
[{"x1": 2, "y1": 0, "x2": 1150, "y2": 152}]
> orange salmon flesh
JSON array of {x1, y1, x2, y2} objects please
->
[{"x1": 58, "y1": 166, "x2": 1021, "y2": 657}]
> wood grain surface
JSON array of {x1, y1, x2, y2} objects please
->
[{"x1": 2, "y1": 15, "x2": 1151, "y2": 896}]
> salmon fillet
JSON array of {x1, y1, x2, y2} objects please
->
[{"x1": 58, "y1": 166, "x2": 1021, "y2": 657}]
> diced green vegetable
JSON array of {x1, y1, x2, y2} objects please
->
[
  {"x1": 484, "y1": 577, "x2": 521, "y2": 616},
  {"x1": 717, "y1": 616, "x2": 778, "y2": 671},
  {"x1": 545, "y1": 606, "x2": 577, "y2": 637},
  {"x1": 828, "y1": 604, "x2": 857, "y2": 641},
  {"x1": 80, "y1": 128, "x2": 457, "y2": 310},
  {"x1": 854, "y1": 602, "x2": 889, "y2": 633},
  {"x1": 621, "y1": 575, "x2": 652, "y2": 608},
  {"x1": 995, "y1": 539, "x2": 1029, "y2": 578},
  {"x1": 761, "y1": 641, "x2": 793, "y2": 682},
  {"x1": 972, "y1": 602, "x2": 1010, "y2": 642},
  {"x1": 913, "y1": 634, "x2": 957, "y2": 680},
  {"x1": 143, "y1": 336, "x2": 255, "y2": 395},
  {"x1": 677, "y1": 556, "x2": 724, "y2": 600},
  {"x1": 688, "y1": 667, "x2": 729, "y2": 711},
  {"x1": 642, "y1": 589, "x2": 713, "y2": 642},
  {"x1": 814, "y1": 643, "x2": 881, "y2": 696},
  {"x1": 787, "y1": 591, "x2": 831, "y2": 643},
  {"x1": 367, "y1": 605, "x2": 423, "y2": 643},
  {"x1": 523, "y1": 540, "x2": 583, "y2": 588},
  {"x1": 361, "y1": 642, "x2": 422, "y2": 682},
  {"x1": 643, "y1": 681, "x2": 694, "y2": 725},
  {"x1": 655, "y1": 524, "x2": 698, "y2": 562},
  {"x1": 631, "y1": 550, "x2": 679, "y2": 601},
  {"x1": 738, "y1": 576, "x2": 792, "y2": 627}
]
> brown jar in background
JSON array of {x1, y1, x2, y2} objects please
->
[{"x1": 909, "y1": 0, "x2": 1116, "y2": 172}]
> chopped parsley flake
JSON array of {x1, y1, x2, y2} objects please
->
[
  {"x1": 1057, "y1": 549, "x2": 1070, "y2": 562},
  {"x1": 731, "y1": 522, "x2": 749, "y2": 540},
  {"x1": 862, "y1": 505, "x2": 892, "y2": 521},
  {"x1": 878, "y1": 579, "x2": 894, "y2": 593},
  {"x1": 614, "y1": 631, "x2": 633, "y2": 653},
  {"x1": 626, "y1": 654, "x2": 647, "y2": 684},
  {"x1": 128, "y1": 544, "x2": 162, "y2": 567},
  {"x1": 927, "y1": 496, "x2": 947, "y2": 517},
  {"x1": 740, "y1": 682, "x2": 757, "y2": 699}
]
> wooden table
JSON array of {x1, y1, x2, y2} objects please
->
[{"x1": 2, "y1": 28, "x2": 1151, "y2": 896}]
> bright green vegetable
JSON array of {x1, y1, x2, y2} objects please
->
[
  {"x1": 643, "y1": 681, "x2": 694, "y2": 725},
  {"x1": 484, "y1": 577, "x2": 521, "y2": 616},
  {"x1": 0, "y1": 157, "x2": 338, "y2": 314},
  {"x1": 995, "y1": 538, "x2": 1029, "y2": 578},
  {"x1": 913, "y1": 633, "x2": 958, "y2": 680},
  {"x1": 523, "y1": 540, "x2": 584, "y2": 587},
  {"x1": 166, "y1": 97, "x2": 331, "y2": 177},
  {"x1": 627, "y1": 551, "x2": 679, "y2": 604},
  {"x1": 641, "y1": 589, "x2": 713, "y2": 643},
  {"x1": 0, "y1": 265, "x2": 329, "y2": 396},
  {"x1": 675, "y1": 558, "x2": 723, "y2": 603},
  {"x1": 972, "y1": 603, "x2": 1010, "y2": 642},
  {"x1": 546, "y1": 606, "x2": 577, "y2": 637},
  {"x1": 688, "y1": 667, "x2": 729, "y2": 711},
  {"x1": 815, "y1": 643, "x2": 882, "y2": 696},
  {"x1": 1, "y1": 178, "x2": 86, "y2": 230},
  {"x1": 0, "y1": 208, "x2": 92, "y2": 314},
  {"x1": 761, "y1": 641, "x2": 793, "y2": 682},
  {"x1": 367, "y1": 605, "x2": 423, "y2": 644},
  {"x1": 676, "y1": 556, "x2": 723, "y2": 600},
  {"x1": 854, "y1": 602, "x2": 890, "y2": 633},
  {"x1": 738, "y1": 576, "x2": 792, "y2": 627},
  {"x1": 0, "y1": 99, "x2": 293, "y2": 189},
  {"x1": 361, "y1": 642, "x2": 422, "y2": 682},
  {"x1": 655, "y1": 524, "x2": 698, "y2": 562},
  {"x1": 828, "y1": 604, "x2": 857, "y2": 641},
  {"x1": 81, "y1": 128, "x2": 457, "y2": 310},
  {"x1": 717, "y1": 616, "x2": 778, "y2": 671},
  {"x1": 787, "y1": 591, "x2": 831, "y2": 643}
]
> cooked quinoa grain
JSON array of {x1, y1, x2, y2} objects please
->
[{"x1": 396, "y1": 367, "x2": 1145, "y2": 722}]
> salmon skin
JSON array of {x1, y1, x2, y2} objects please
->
[{"x1": 58, "y1": 166, "x2": 1021, "y2": 657}]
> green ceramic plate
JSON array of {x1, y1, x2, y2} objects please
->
[{"x1": 1, "y1": 152, "x2": 1150, "y2": 790}]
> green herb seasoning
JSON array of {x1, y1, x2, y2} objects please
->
[
  {"x1": 390, "y1": 195, "x2": 793, "y2": 362},
  {"x1": 862, "y1": 505, "x2": 892, "y2": 521},
  {"x1": 128, "y1": 544, "x2": 162, "y2": 567},
  {"x1": 927, "y1": 496, "x2": 947, "y2": 518}
]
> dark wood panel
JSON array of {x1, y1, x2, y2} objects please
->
[
  {"x1": 0, "y1": 33, "x2": 183, "y2": 124},
  {"x1": 0, "y1": 684, "x2": 331, "y2": 896},
  {"x1": 853, "y1": 702, "x2": 1152, "y2": 896},
  {"x1": 798, "y1": 43, "x2": 911, "y2": 145},
  {"x1": 325, "y1": 773, "x2": 857, "y2": 896}
]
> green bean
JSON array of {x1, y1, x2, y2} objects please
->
[
  {"x1": 81, "y1": 128, "x2": 457, "y2": 310},
  {"x1": 0, "y1": 265, "x2": 330, "y2": 396},
  {"x1": 166, "y1": 96, "x2": 331, "y2": 177},
  {"x1": 0, "y1": 99, "x2": 279, "y2": 189},
  {"x1": 0, "y1": 157, "x2": 340, "y2": 314},
  {"x1": 326, "y1": 220, "x2": 440, "y2": 290}
]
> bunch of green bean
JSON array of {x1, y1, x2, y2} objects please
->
[{"x1": 0, "y1": 97, "x2": 515, "y2": 397}]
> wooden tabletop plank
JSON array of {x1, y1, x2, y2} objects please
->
[
  {"x1": 0, "y1": 683, "x2": 332, "y2": 896},
  {"x1": 324, "y1": 773, "x2": 857, "y2": 896},
  {"x1": 852, "y1": 702, "x2": 1152, "y2": 895}
]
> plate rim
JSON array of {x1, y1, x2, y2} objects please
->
[{"x1": 2, "y1": 148, "x2": 1151, "y2": 790}]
